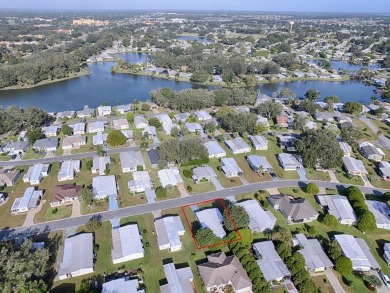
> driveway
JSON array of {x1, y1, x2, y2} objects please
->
[
  {"x1": 239, "y1": 175, "x2": 249, "y2": 185},
  {"x1": 177, "y1": 183, "x2": 189, "y2": 197},
  {"x1": 297, "y1": 169, "x2": 308, "y2": 180},
  {"x1": 328, "y1": 170, "x2": 340, "y2": 183},
  {"x1": 23, "y1": 200, "x2": 45, "y2": 227},
  {"x1": 71, "y1": 201, "x2": 81, "y2": 217},
  {"x1": 108, "y1": 195, "x2": 120, "y2": 228},
  {"x1": 211, "y1": 177, "x2": 224, "y2": 191},
  {"x1": 360, "y1": 117, "x2": 379, "y2": 134},
  {"x1": 362, "y1": 175, "x2": 374, "y2": 187},
  {"x1": 371, "y1": 270, "x2": 390, "y2": 293},
  {"x1": 145, "y1": 188, "x2": 156, "y2": 203},
  {"x1": 325, "y1": 269, "x2": 346, "y2": 293}
]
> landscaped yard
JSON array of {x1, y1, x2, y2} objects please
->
[
  {"x1": 334, "y1": 167, "x2": 364, "y2": 186},
  {"x1": 43, "y1": 205, "x2": 72, "y2": 222},
  {"x1": 305, "y1": 168, "x2": 331, "y2": 181}
]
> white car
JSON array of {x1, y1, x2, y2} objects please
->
[{"x1": 380, "y1": 272, "x2": 390, "y2": 288}]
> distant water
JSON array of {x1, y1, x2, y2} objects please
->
[
  {"x1": 178, "y1": 35, "x2": 213, "y2": 44},
  {"x1": 307, "y1": 59, "x2": 380, "y2": 71}
]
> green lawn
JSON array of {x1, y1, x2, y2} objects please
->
[
  {"x1": 0, "y1": 154, "x2": 11, "y2": 161},
  {"x1": 207, "y1": 158, "x2": 242, "y2": 188},
  {"x1": 22, "y1": 148, "x2": 45, "y2": 160},
  {"x1": 305, "y1": 168, "x2": 330, "y2": 181},
  {"x1": 334, "y1": 167, "x2": 364, "y2": 186},
  {"x1": 43, "y1": 205, "x2": 72, "y2": 222},
  {"x1": 180, "y1": 166, "x2": 215, "y2": 194}
]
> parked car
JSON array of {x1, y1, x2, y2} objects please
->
[{"x1": 380, "y1": 272, "x2": 390, "y2": 287}]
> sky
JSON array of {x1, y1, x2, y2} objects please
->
[{"x1": 0, "y1": 0, "x2": 389, "y2": 13}]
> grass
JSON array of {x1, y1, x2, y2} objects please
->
[
  {"x1": 0, "y1": 154, "x2": 11, "y2": 161},
  {"x1": 305, "y1": 168, "x2": 331, "y2": 181},
  {"x1": 278, "y1": 187, "x2": 322, "y2": 212},
  {"x1": 43, "y1": 205, "x2": 72, "y2": 222},
  {"x1": 207, "y1": 158, "x2": 243, "y2": 188},
  {"x1": 312, "y1": 275, "x2": 335, "y2": 293},
  {"x1": 180, "y1": 166, "x2": 215, "y2": 194},
  {"x1": 334, "y1": 167, "x2": 364, "y2": 186},
  {"x1": 22, "y1": 148, "x2": 45, "y2": 160},
  {"x1": 352, "y1": 119, "x2": 377, "y2": 141},
  {"x1": 236, "y1": 156, "x2": 272, "y2": 183}
]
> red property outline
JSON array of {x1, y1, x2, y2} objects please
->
[{"x1": 181, "y1": 198, "x2": 242, "y2": 249}]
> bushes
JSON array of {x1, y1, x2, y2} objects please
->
[
  {"x1": 305, "y1": 183, "x2": 319, "y2": 195},
  {"x1": 186, "y1": 185, "x2": 192, "y2": 192},
  {"x1": 195, "y1": 228, "x2": 220, "y2": 247},
  {"x1": 181, "y1": 157, "x2": 209, "y2": 167},
  {"x1": 183, "y1": 169, "x2": 193, "y2": 178},
  {"x1": 322, "y1": 214, "x2": 338, "y2": 227},
  {"x1": 155, "y1": 186, "x2": 167, "y2": 198},
  {"x1": 106, "y1": 130, "x2": 127, "y2": 146},
  {"x1": 86, "y1": 159, "x2": 93, "y2": 170},
  {"x1": 223, "y1": 204, "x2": 250, "y2": 231},
  {"x1": 335, "y1": 256, "x2": 353, "y2": 276},
  {"x1": 307, "y1": 226, "x2": 316, "y2": 235}
]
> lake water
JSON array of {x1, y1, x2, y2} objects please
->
[
  {"x1": 178, "y1": 35, "x2": 213, "y2": 44},
  {"x1": 0, "y1": 52, "x2": 380, "y2": 112},
  {"x1": 308, "y1": 59, "x2": 380, "y2": 71}
]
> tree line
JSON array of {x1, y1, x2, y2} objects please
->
[{"x1": 0, "y1": 106, "x2": 48, "y2": 135}]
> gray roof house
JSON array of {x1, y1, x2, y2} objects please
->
[
  {"x1": 365, "y1": 200, "x2": 390, "y2": 230},
  {"x1": 248, "y1": 135, "x2": 268, "y2": 150},
  {"x1": 103, "y1": 277, "x2": 144, "y2": 293},
  {"x1": 155, "y1": 216, "x2": 185, "y2": 252},
  {"x1": 268, "y1": 195, "x2": 318, "y2": 224},
  {"x1": 277, "y1": 134, "x2": 297, "y2": 152},
  {"x1": 76, "y1": 106, "x2": 94, "y2": 118},
  {"x1": 315, "y1": 112, "x2": 334, "y2": 122},
  {"x1": 42, "y1": 125, "x2": 58, "y2": 137},
  {"x1": 246, "y1": 155, "x2": 273, "y2": 173},
  {"x1": 192, "y1": 166, "x2": 217, "y2": 183},
  {"x1": 194, "y1": 110, "x2": 212, "y2": 121},
  {"x1": 339, "y1": 141, "x2": 352, "y2": 157},
  {"x1": 225, "y1": 138, "x2": 251, "y2": 154},
  {"x1": 174, "y1": 112, "x2": 190, "y2": 123},
  {"x1": 33, "y1": 138, "x2": 58, "y2": 153},
  {"x1": 92, "y1": 131, "x2": 108, "y2": 146},
  {"x1": 255, "y1": 93, "x2": 272, "y2": 106},
  {"x1": 253, "y1": 241, "x2": 291, "y2": 283},
  {"x1": 92, "y1": 175, "x2": 117, "y2": 199},
  {"x1": 92, "y1": 156, "x2": 110, "y2": 175},
  {"x1": 317, "y1": 195, "x2": 357, "y2": 226},
  {"x1": 195, "y1": 208, "x2": 225, "y2": 239},
  {"x1": 134, "y1": 116, "x2": 148, "y2": 129},
  {"x1": 294, "y1": 233, "x2": 333, "y2": 273},
  {"x1": 204, "y1": 141, "x2": 226, "y2": 158},
  {"x1": 160, "y1": 263, "x2": 194, "y2": 293},
  {"x1": 142, "y1": 126, "x2": 157, "y2": 137},
  {"x1": 278, "y1": 153, "x2": 303, "y2": 171},
  {"x1": 342, "y1": 156, "x2": 368, "y2": 175},
  {"x1": 147, "y1": 149, "x2": 159, "y2": 168},
  {"x1": 185, "y1": 122, "x2": 203, "y2": 133},
  {"x1": 158, "y1": 167, "x2": 183, "y2": 188},
  {"x1": 3, "y1": 141, "x2": 29, "y2": 155},
  {"x1": 237, "y1": 200, "x2": 276, "y2": 233},
  {"x1": 379, "y1": 161, "x2": 390, "y2": 181},
  {"x1": 0, "y1": 169, "x2": 20, "y2": 187},
  {"x1": 119, "y1": 151, "x2": 145, "y2": 173},
  {"x1": 11, "y1": 187, "x2": 42, "y2": 214},
  {"x1": 88, "y1": 121, "x2": 105, "y2": 133},
  {"x1": 111, "y1": 224, "x2": 144, "y2": 264},
  {"x1": 116, "y1": 104, "x2": 131, "y2": 114},
  {"x1": 58, "y1": 160, "x2": 81, "y2": 181},
  {"x1": 221, "y1": 158, "x2": 243, "y2": 178},
  {"x1": 128, "y1": 171, "x2": 153, "y2": 194},
  {"x1": 69, "y1": 123, "x2": 86, "y2": 135},
  {"x1": 383, "y1": 243, "x2": 390, "y2": 266},
  {"x1": 359, "y1": 142, "x2": 385, "y2": 162},
  {"x1": 23, "y1": 163, "x2": 50, "y2": 185}
]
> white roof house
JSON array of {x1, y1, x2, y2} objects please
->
[
  {"x1": 379, "y1": 161, "x2": 390, "y2": 181},
  {"x1": 384, "y1": 243, "x2": 390, "y2": 266},
  {"x1": 221, "y1": 158, "x2": 243, "y2": 178},
  {"x1": 97, "y1": 106, "x2": 112, "y2": 117},
  {"x1": 88, "y1": 121, "x2": 105, "y2": 133},
  {"x1": 248, "y1": 135, "x2": 268, "y2": 150},
  {"x1": 33, "y1": 138, "x2": 58, "y2": 152},
  {"x1": 62, "y1": 135, "x2": 86, "y2": 150},
  {"x1": 92, "y1": 175, "x2": 117, "y2": 199},
  {"x1": 195, "y1": 208, "x2": 226, "y2": 239},
  {"x1": 23, "y1": 163, "x2": 50, "y2": 185},
  {"x1": 58, "y1": 233, "x2": 94, "y2": 280},
  {"x1": 11, "y1": 187, "x2": 42, "y2": 214},
  {"x1": 121, "y1": 130, "x2": 134, "y2": 140},
  {"x1": 42, "y1": 125, "x2": 58, "y2": 137},
  {"x1": 225, "y1": 138, "x2": 251, "y2": 154},
  {"x1": 237, "y1": 200, "x2": 276, "y2": 233},
  {"x1": 294, "y1": 234, "x2": 333, "y2": 272},
  {"x1": 119, "y1": 151, "x2": 145, "y2": 173},
  {"x1": 142, "y1": 126, "x2": 157, "y2": 137},
  {"x1": 174, "y1": 112, "x2": 190, "y2": 123},
  {"x1": 246, "y1": 155, "x2": 273, "y2": 173},
  {"x1": 155, "y1": 216, "x2": 185, "y2": 252},
  {"x1": 69, "y1": 123, "x2": 85, "y2": 135},
  {"x1": 111, "y1": 224, "x2": 144, "y2": 264},
  {"x1": 76, "y1": 106, "x2": 94, "y2": 118},
  {"x1": 192, "y1": 166, "x2": 217, "y2": 183},
  {"x1": 113, "y1": 118, "x2": 130, "y2": 130},
  {"x1": 194, "y1": 110, "x2": 212, "y2": 121},
  {"x1": 278, "y1": 153, "x2": 303, "y2": 171},
  {"x1": 156, "y1": 113, "x2": 173, "y2": 125},
  {"x1": 253, "y1": 241, "x2": 291, "y2": 283},
  {"x1": 58, "y1": 160, "x2": 81, "y2": 181},
  {"x1": 103, "y1": 277, "x2": 145, "y2": 293},
  {"x1": 342, "y1": 156, "x2": 368, "y2": 175},
  {"x1": 163, "y1": 123, "x2": 180, "y2": 135},
  {"x1": 185, "y1": 122, "x2": 203, "y2": 133},
  {"x1": 365, "y1": 200, "x2": 390, "y2": 230},
  {"x1": 160, "y1": 263, "x2": 194, "y2": 293},
  {"x1": 317, "y1": 195, "x2": 357, "y2": 226},
  {"x1": 3, "y1": 141, "x2": 29, "y2": 155},
  {"x1": 334, "y1": 234, "x2": 380, "y2": 272},
  {"x1": 204, "y1": 141, "x2": 226, "y2": 158},
  {"x1": 92, "y1": 156, "x2": 110, "y2": 175},
  {"x1": 134, "y1": 116, "x2": 148, "y2": 129},
  {"x1": 92, "y1": 131, "x2": 108, "y2": 146},
  {"x1": 116, "y1": 104, "x2": 131, "y2": 114},
  {"x1": 128, "y1": 171, "x2": 153, "y2": 194},
  {"x1": 339, "y1": 141, "x2": 352, "y2": 157},
  {"x1": 158, "y1": 167, "x2": 183, "y2": 188}
]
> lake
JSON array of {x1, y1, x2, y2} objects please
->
[
  {"x1": 308, "y1": 59, "x2": 380, "y2": 71},
  {"x1": 178, "y1": 35, "x2": 213, "y2": 44},
  {"x1": 0, "y1": 52, "x2": 380, "y2": 112}
]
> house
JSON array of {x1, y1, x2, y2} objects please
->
[
  {"x1": 192, "y1": 166, "x2": 217, "y2": 183},
  {"x1": 185, "y1": 122, "x2": 203, "y2": 133},
  {"x1": 246, "y1": 155, "x2": 273, "y2": 173},
  {"x1": 0, "y1": 169, "x2": 20, "y2": 187},
  {"x1": 304, "y1": 121, "x2": 317, "y2": 130},
  {"x1": 121, "y1": 130, "x2": 134, "y2": 141},
  {"x1": 160, "y1": 263, "x2": 194, "y2": 293},
  {"x1": 11, "y1": 187, "x2": 42, "y2": 214},
  {"x1": 147, "y1": 149, "x2": 159, "y2": 168},
  {"x1": 142, "y1": 126, "x2": 157, "y2": 138},
  {"x1": 278, "y1": 134, "x2": 297, "y2": 151},
  {"x1": 221, "y1": 158, "x2": 243, "y2": 178},
  {"x1": 276, "y1": 115, "x2": 288, "y2": 127},
  {"x1": 92, "y1": 156, "x2": 110, "y2": 175},
  {"x1": 253, "y1": 241, "x2": 291, "y2": 283},
  {"x1": 359, "y1": 142, "x2": 385, "y2": 162},
  {"x1": 58, "y1": 233, "x2": 94, "y2": 280},
  {"x1": 33, "y1": 138, "x2": 58, "y2": 153},
  {"x1": 339, "y1": 141, "x2": 352, "y2": 157},
  {"x1": 294, "y1": 234, "x2": 333, "y2": 273},
  {"x1": 97, "y1": 106, "x2": 112, "y2": 117},
  {"x1": 255, "y1": 93, "x2": 272, "y2": 106},
  {"x1": 174, "y1": 112, "x2": 190, "y2": 123},
  {"x1": 62, "y1": 135, "x2": 86, "y2": 150},
  {"x1": 342, "y1": 156, "x2": 368, "y2": 175},
  {"x1": 194, "y1": 110, "x2": 212, "y2": 121},
  {"x1": 257, "y1": 116, "x2": 270, "y2": 127},
  {"x1": 103, "y1": 277, "x2": 145, "y2": 293},
  {"x1": 58, "y1": 160, "x2": 81, "y2": 181},
  {"x1": 92, "y1": 175, "x2": 117, "y2": 199},
  {"x1": 268, "y1": 195, "x2": 318, "y2": 223},
  {"x1": 134, "y1": 116, "x2": 148, "y2": 129},
  {"x1": 42, "y1": 126, "x2": 58, "y2": 137},
  {"x1": 156, "y1": 113, "x2": 172, "y2": 125},
  {"x1": 379, "y1": 161, "x2": 390, "y2": 181},
  {"x1": 76, "y1": 106, "x2": 94, "y2": 118},
  {"x1": 204, "y1": 141, "x2": 226, "y2": 158},
  {"x1": 50, "y1": 184, "x2": 82, "y2": 207},
  {"x1": 87, "y1": 121, "x2": 105, "y2": 133},
  {"x1": 23, "y1": 163, "x2": 50, "y2": 185},
  {"x1": 119, "y1": 151, "x2": 145, "y2": 173},
  {"x1": 365, "y1": 200, "x2": 390, "y2": 230},
  {"x1": 198, "y1": 252, "x2": 252, "y2": 293},
  {"x1": 162, "y1": 123, "x2": 180, "y2": 135},
  {"x1": 57, "y1": 111, "x2": 74, "y2": 119},
  {"x1": 128, "y1": 171, "x2": 153, "y2": 193},
  {"x1": 383, "y1": 243, "x2": 390, "y2": 266},
  {"x1": 3, "y1": 141, "x2": 29, "y2": 155},
  {"x1": 69, "y1": 123, "x2": 85, "y2": 135},
  {"x1": 334, "y1": 234, "x2": 380, "y2": 272},
  {"x1": 336, "y1": 116, "x2": 352, "y2": 124},
  {"x1": 317, "y1": 195, "x2": 357, "y2": 226},
  {"x1": 158, "y1": 167, "x2": 183, "y2": 188},
  {"x1": 195, "y1": 208, "x2": 226, "y2": 238},
  {"x1": 237, "y1": 200, "x2": 276, "y2": 232},
  {"x1": 92, "y1": 131, "x2": 108, "y2": 146},
  {"x1": 155, "y1": 216, "x2": 185, "y2": 252},
  {"x1": 116, "y1": 104, "x2": 131, "y2": 114},
  {"x1": 278, "y1": 153, "x2": 303, "y2": 171},
  {"x1": 315, "y1": 112, "x2": 334, "y2": 122},
  {"x1": 113, "y1": 118, "x2": 129, "y2": 130},
  {"x1": 248, "y1": 135, "x2": 268, "y2": 150},
  {"x1": 225, "y1": 138, "x2": 251, "y2": 154},
  {"x1": 111, "y1": 224, "x2": 144, "y2": 264}
]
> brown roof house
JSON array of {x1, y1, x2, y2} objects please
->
[
  {"x1": 275, "y1": 115, "x2": 288, "y2": 128},
  {"x1": 268, "y1": 195, "x2": 318, "y2": 224},
  {"x1": 50, "y1": 184, "x2": 82, "y2": 207},
  {"x1": 197, "y1": 252, "x2": 252, "y2": 293},
  {"x1": 0, "y1": 169, "x2": 20, "y2": 187}
]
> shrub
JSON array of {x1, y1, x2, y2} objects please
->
[
  {"x1": 183, "y1": 169, "x2": 193, "y2": 178},
  {"x1": 186, "y1": 185, "x2": 192, "y2": 192},
  {"x1": 322, "y1": 214, "x2": 338, "y2": 227},
  {"x1": 51, "y1": 208, "x2": 58, "y2": 214},
  {"x1": 86, "y1": 159, "x2": 93, "y2": 170},
  {"x1": 93, "y1": 244, "x2": 99, "y2": 254},
  {"x1": 335, "y1": 256, "x2": 353, "y2": 276},
  {"x1": 305, "y1": 183, "x2": 319, "y2": 195},
  {"x1": 307, "y1": 226, "x2": 316, "y2": 235},
  {"x1": 106, "y1": 130, "x2": 127, "y2": 146},
  {"x1": 195, "y1": 228, "x2": 220, "y2": 247},
  {"x1": 357, "y1": 211, "x2": 376, "y2": 232},
  {"x1": 155, "y1": 186, "x2": 167, "y2": 198},
  {"x1": 136, "y1": 165, "x2": 144, "y2": 171},
  {"x1": 126, "y1": 112, "x2": 134, "y2": 123},
  {"x1": 292, "y1": 188, "x2": 299, "y2": 193}
]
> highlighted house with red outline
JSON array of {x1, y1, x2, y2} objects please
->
[{"x1": 195, "y1": 208, "x2": 226, "y2": 238}]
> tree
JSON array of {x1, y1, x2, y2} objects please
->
[
  {"x1": 223, "y1": 204, "x2": 250, "y2": 231},
  {"x1": 304, "y1": 89, "x2": 321, "y2": 101},
  {"x1": 258, "y1": 100, "x2": 283, "y2": 119},
  {"x1": 357, "y1": 211, "x2": 377, "y2": 232},
  {"x1": 327, "y1": 241, "x2": 342, "y2": 261},
  {"x1": 323, "y1": 214, "x2": 338, "y2": 227},
  {"x1": 340, "y1": 126, "x2": 363, "y2": 148},
  {"x1": 305, "y1": 183, "x2": 319, "y2": 195},
  {"x1": 307, "y1": 226, "x2": 316, "y2": 235},
  {"x1": 195, "y1": 228, "x2": 220, "y2": 247},
  {"x1": 26, "y1": 127, "x2": 44, "y2": 145},
  {"x1": 155, "y1": 186, "x2": 167, "y2": 198},
  {"x1": 126, "y1": 112, "x2": 134, "y2": 123},
  {"x1": 85, "y1": 215, "x2": 102, "y2": 232},
  {"x1": 62, "y1": 124, "x2": 73, "y2": 136},
  {"x1": 324, "y1": 95, "x2": 339, "y2": 104},
  {"x1": 80, "y1": 186, "x2": 94, "y2": 206},
  {"x1": 141, "y1": 103, "x2": 150, "y2": 112},
  {"x1": 335, "y1": 256, "x2": 353, "y2": 276},
  {"x1": 363, "y1": 275, "x2": 382, "y2": 289},
  {"x1": 106, "y1": 130, "x2": 126, "y2": 146},
  {"x1": 190, "y1": 70, "x2": 209, "y2": 83},
  {"x1": 294, "y1": 115, "x2": 308, "y2": 131},
  {"x1": 219, "y1": 112, "x2": 257, "y2": 134},
  {"x1": 148, "y1": 117, "x2": 162, "y2": 130},
  {"x1": 86, "y1": 160, "x2": 93, "y2": 170},
  {"x1": 298, "y1": 99, "x2": 320, "y2": 116},
  {"x1": 295, "y1": 129, "x2": 343, "y2": 169},
  {"x1": 344, "y1": 101, "x2": 363, "y2": 114},
  {"x1": 170, "y1": 126, "x2": 180, "y2": 137},
  {"x1": 204, "y1": 122, "x2": 216, "y2": 134}
]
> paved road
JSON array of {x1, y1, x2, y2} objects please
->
[
  {"x1": 0, "y1": 144, "x2": 157, "y2": 168},
  {"x1": 360, "y1": 117, "x2": 379, "y2": 134},
  {"x1": 0, "y1": 179, "x2": 387, "y2": 241}
]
